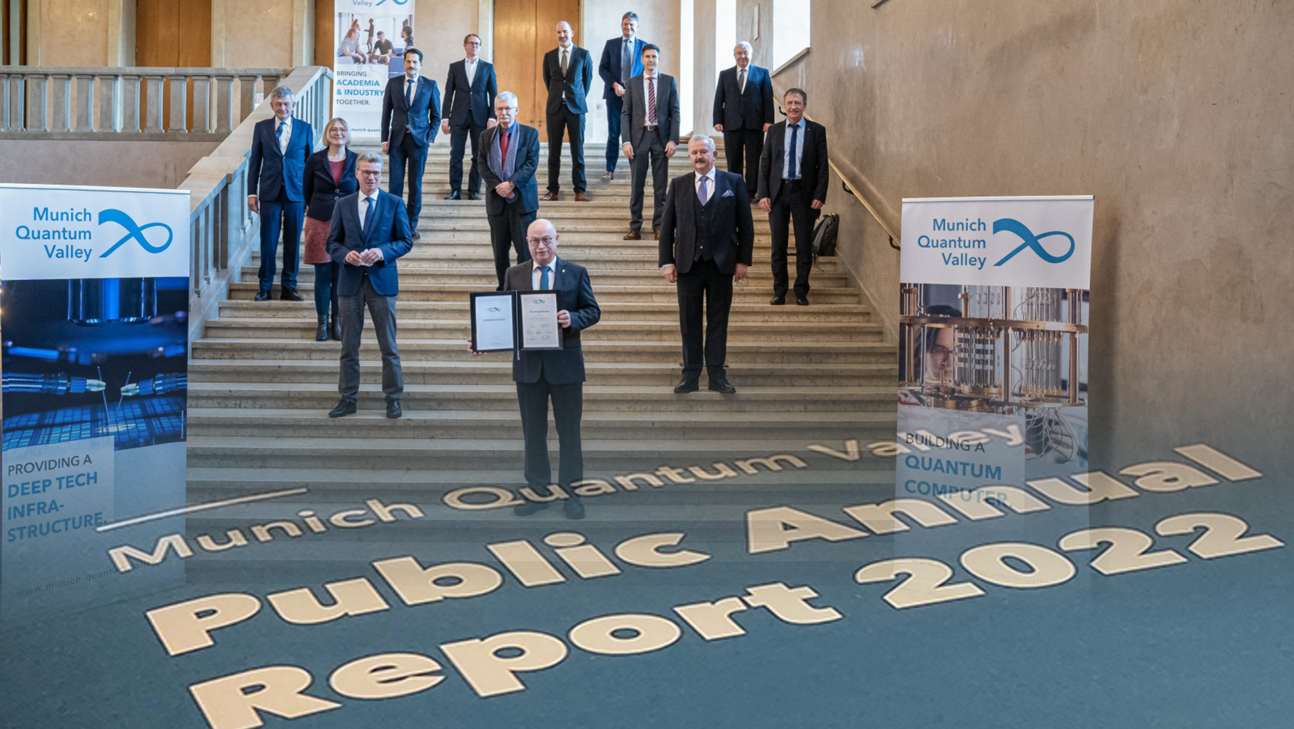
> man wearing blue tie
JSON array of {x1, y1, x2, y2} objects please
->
[
  {"x1": 247, "y1": 86, "x2": 314, "y2": 301},
  {"x1": 597, "y1": 12, "x2": 648, "y2": 182},
  {"x1": 381, "y1": 47, "x2": 441, "y2": 240},
  {"x1": 326, "y1": 154, "x2": 415, "y2": 421}
]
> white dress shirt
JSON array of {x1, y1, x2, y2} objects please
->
[
  {"x1": 275, "y1": 117, "x2": 292, "y2": 155},
  {"x1": 783, "y1": 119, "x2": 806, "y2": 180},
  {"x1": 532, "y1": 259, "x2": 557, "y2": 290},
  {"x1": 357, "y1": 193, "x2": 378, "y2": 231},
  {"x1": 558, "y1": 43, "x2": 573, "y2": 98},
  {"x1": 465, "y1": 57, "x2": 478, "y2": 87}
]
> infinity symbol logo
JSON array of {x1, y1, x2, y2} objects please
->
[
  {"x1": 992, "y1": 218, "x2": 1074, "y2": 267},
  {"x1": 97, "y1": 209, "x2": 174, "y2": 258}
]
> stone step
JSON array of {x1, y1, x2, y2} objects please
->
[
  {"x1": 186, "y1": 382, "x2": 896, "y2": 413},
  {"x1": 191, "y1": 338, "x2": 897, "y2": 364},
  {"x1": 250, "y1": 246, "x2": 814, "y2": 265},
  {"x1": 217, "y1": 299, "x2": 871, "y2": 323},
  {"x1": 189, "y1": 360, "x2": 894, "y2": 388},
  {"x1": 236, "y1": 266, "x2": 852, "y2": 288},
  {"x1": 224, "y1": 282, "x2": 863, "y2": 304},
  {"x1": 201, "y1": 317, "x2": 885, "y2": 343},
  {"x1": 187, "y1": 407, "x2": 897, "y2": 441}
]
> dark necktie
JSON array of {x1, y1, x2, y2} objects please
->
[
  {"x1": 788, "y1": 123, "x2": 799, "y2": 180},
  {"x1": 739, "y1": 68, "x2": 747, "y2": 93},
  {"x1": 363, "y1": 196, "x2": 375, "y2": 232},
  {"x1": 622, "y1": 40, "x2": 631, "y2": 84},
  {"x1": 561, "y1": 49, "x2": 569, "y2": 75},
  {"x1": 405, "y1": 78, "x2": 413, "y2": 108},
  {"x1": 647, "y1": 77, "x2": 656, "y2": 125},
  {"x1": 540, "y1": 265, "x2": 550, "y2": 291}
]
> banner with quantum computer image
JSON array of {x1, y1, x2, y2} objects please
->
[
  {"x1": 333, "y1": 0, "x2": 416, "y2": 140},
  {"x1": 896, "y1": 196, "x2": 1093, "y2": 542},
  {"x1": 0, "y1": 183, "x2": 190, "y2": 626}
]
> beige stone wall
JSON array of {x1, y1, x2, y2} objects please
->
[
  {"x1": 0, "y1": 140, "x2": 219, "y2": 187},
  {"x1": 582, "y1": 1, "x2": 684, "y2": 151}
]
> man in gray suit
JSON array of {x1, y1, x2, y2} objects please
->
[{"x1": 621, "y1": 44, "x2": 680, "y2": 240}]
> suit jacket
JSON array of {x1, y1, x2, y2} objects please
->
[
  {"x1": 659, "y1": 170, "x2": 755, "y2": 275},
  {"x1": 712, "y1": 65, "x2": 774, "y2": 132},
  {"x1": 543, "y1": 45, "x2": 594, "y2": 115},
  {"x1": 381, "y1": 75, "x2": 442, "y2": 149},
  {"x1": 598, "y1": 36, "x2": 648, "y2": 100},
  {"x1": 503, "y1": 257, "x2": 601, "y2": 385},
  {"x1": 479, "y1": 123, "x2": 541, "y2": 216},
  {"x1": 302, "y1": 149, "x2": 359, "y2": 222},
  {"x1": 247, "y1": 116, "x2": 314, "y2": 201},
  {"x1": 758, "y1": 119, "x2": 830, "y2": 204},
  {"x1": 621, "y1": 73, "x2": 680, "y2": 149},
  {"x1": 326, "y1": 190, "x2": 414, "y2": 297},
  {"x1": 442, "y1": 59, "x2": 497, "y2": 128}
]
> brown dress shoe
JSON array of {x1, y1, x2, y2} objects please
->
[
  {"x1": 574, "y1": 192, "x2": 589, "y2": 202},
  {"x1": 624, "y1": 229, "x2": 642, "y2": 240},
  {"x1": 542, "y1": 191, "x2": 560, "y2": 201}
]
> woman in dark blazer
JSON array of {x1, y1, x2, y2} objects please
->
[{"x1": 303, "y1": 117, "x2": 359, "y2": 341}]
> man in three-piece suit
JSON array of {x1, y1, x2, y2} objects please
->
[
  {"x1": 659, "y1": 135, "x2": 755, "y2": 395},
  {"x1": 381, "y1": 47, "x2": 441, "y2": 239},
  {"x1": 597, "y1": 11, "x2": 648, "y2": 182},
  {"x1": 480, "y1": 92, "x2": 540, "y2": 289},
  {"x1": 247, "y1": 86, "x2": 314, "y2": 302},
  {"x1": 620, "y1": 44, "x2": 679, "y2": 239},
  {"x1": 504, "y1": 219, "x2": 601, "y2": 520},
  {"x1": 542, "y1": 21, "x2": 594, "y2": 202},
  {"x1": 713, "y1": 41, "x2": 774, "y2": 197},
  {"x1": 758, "y1": 88, "x2": 830, "y2": 306},
  {"x1": 441, "y1": 33, "x2": 498, "y2": 201},
  {"x1": 326, "y1": 153, "x2": 415, "y2": 421}
]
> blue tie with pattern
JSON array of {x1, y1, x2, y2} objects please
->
[
  {"x1": 540, "y1": 265, "x2": 550, "y2": 291},
  {"x1": 622, "y1": 40, "x2": 632, "y2": 84},
  {"x1": 698, "y1": 176, "x2": 709, "y2": 206}
]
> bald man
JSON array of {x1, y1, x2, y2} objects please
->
[{"x1": 542, "y1": 21, "x2": 594, "y2": 201}]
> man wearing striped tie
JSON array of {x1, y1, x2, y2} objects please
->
[{"x1": 620, "y1": 44, "x2": 679, "y2": 240}]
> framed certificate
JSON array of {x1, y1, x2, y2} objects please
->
[
  {"x1": 519, "y1": 292, "x2": 563, "y2": 351},
  {"x1": 470, "y1": 292, "x2": 517, "y2": 352}
]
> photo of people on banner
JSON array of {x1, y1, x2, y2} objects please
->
[{"x1": 332, "y1": 0, "x2": 414, "y2": 139}]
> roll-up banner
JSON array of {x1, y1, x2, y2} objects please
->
[
  {"x1": 897, "y1": 197, "x2": 1093, "y2": 537},
  {"x1": 0, "y1": 184, "x2": 190, "y2": 626},
  {"x1": 332, "y1": 0, "x2": 416, "y2": 140}
]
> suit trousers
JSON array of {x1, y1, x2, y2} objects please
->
[
  {"x1": 449, "y1": 121, "x2": 486, "y2": 194},
  {"x1": 517, "y1": 376, "x2": 584, "y2": 488},
  {"x1": 722, "y1": 129, "x2": 764, "y2": 195},
  {"x1": 338, "y1": 276, "x2": 404, "y2": 404},
  {"x1": 256, "y1": 190, "x2": 304, "y2": 292},
  {"x1": 769, "y1": 180, "x2": 819, "y2": 298},
  {"x1": 677, "y1": 258, "x2": 734, "y2": 378},
  {"x1": 388, "y1": 134, "x2": 428, "y2": 229},
  {"x1": 546, "y1": 106, "x2": 586, "y2": 193},
  {"x1": 629, "y1": 134, "x2": 669, "y2": 231},
  {"x1": 605, "y1": 95, "x2": 624, "y2": 172},
  {"x1": 487, "y1": 203, "x2": 535, "y2": 289}
]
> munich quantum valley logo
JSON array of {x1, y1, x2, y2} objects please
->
[
  {"x1": 914, "y1": 216, "x2": 1075, "y2": 271},
  {"x1": 13, "y1": 206, "x2": 172, "y2": 262}
]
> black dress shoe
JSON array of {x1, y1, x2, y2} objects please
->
[
  {"x1": 329, "y1": 399, "x2": 357, "y2": 418},
  {"x1": 514, "y1": 500, "x2": 550, "y2": 517},
  {"x1": 563, "y1": 499, "x2": 585, "y2": 520},
  {"x1": 708, "y1": 377, "x2": 737, "y2": 394},
  {"x1": 468, "y1": 192, "x2": 480, "y2": 200},
  {"x1": 444, "y1": 191, "x2": 461, "y2": 200},
  {"x1": 280, "y1": 288, "x2": 304, "y2": 302},
  {"x1": 770, "y1": 295, "x2": 786, "y2": 306},
  {"x1": 254, "y1": 290, "x2": 270, "y2": 301},
  {"x1": 673, "y1": 377, "x2": 700, "y2": 394},
  {"x1": 796, "y1": 295, "x2": 810, "y2": 306},
  {"x1": 331, "y1": 319, "x2": 342, "y2": 341},
  {"x1": 315, "y1": 316, "x2": 328, "y2": 341},
  {"x1": 386, "y1": 401, "x2": 403, "y2": 419}
]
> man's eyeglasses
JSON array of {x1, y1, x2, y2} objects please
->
[{"x1": 527, "y1": 236, "x2": 557, "y2": 247}]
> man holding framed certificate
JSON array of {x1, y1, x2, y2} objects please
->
[{"x1": 494, "y1": 219, "x2": 600, "y2": 519}]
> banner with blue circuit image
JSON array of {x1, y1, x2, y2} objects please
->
[{"x1": 0, "y1": 184, "x2": 190, "y2": 627}]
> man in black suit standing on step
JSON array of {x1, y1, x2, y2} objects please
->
[
  {"x1": 441, "y1": 33, "x2": 497, "y2": 201},
  {"x1": 381, "y1": 47, "x2": 441, "y2": 240},
  {"x1": 713, "y1": 41, "x2": 774, "y2": 197},
  {"x1": 659, "y1": 135, "x2": 754, "y2": 395},
  {"x1": 542, "y1": 20, "x2": 594, "y2": 202},
  {"x1": 480, "y1": 92, "x2": 540, "y2": 290},
  {"x1": 758, "y1": 88, "x2": 829, "y2": 306},
  {"x1": 621, "y1": 43, "x2": 679, "y2": 240}
]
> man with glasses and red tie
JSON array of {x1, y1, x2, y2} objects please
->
[
  {"x1": 481, "y1": 91, "x2": 541, "y2": 290},
  {"x1": 620, "y1": 43, "x2": 679, "y2": 240}
]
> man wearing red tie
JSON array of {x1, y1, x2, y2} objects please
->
[{"x1": 620, "y1": 44, "x2": 679, "y2": 240}]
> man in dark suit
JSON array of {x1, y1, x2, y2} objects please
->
[
  {"x1": 597, "y1": 12, "x2": 647, "y2": 182},
  {"x1": 247, "y1": 86, "x2": 314, "y2": 302},
  {"x1": 757, "y1": 88, "x2": 830, "y2": 306},
  {"x1": 326, "y1": 153, "x2": 415, "y2": 421},
  {"x1": 441, "y1": 33, "x2": 498, "y2": 201},
  {"x1": 542, "y1": 21, "x2": 594, "y2": 202},
  {"x1": 381, "y1": 47, "x2": 441, "y2": 239},
  {"x1": 659, "y1": 135, "x2": 754, "y2": 395},
  {"x1": 620, "y1": 44, "x2": 679, "y2": 239},
  {"x1": 504, "y1": 219, "x2": 600, "y2": 519},
  {"x1": 480, "y1": 92, "x2": 540, "y2": 289},
  {"x1": 712, "y1": 41, "x2": 774, "y2": 196}
]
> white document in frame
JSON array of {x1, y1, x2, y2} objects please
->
[
  {"x1": 473, "y1": 293, "x2": 516, "y2": 351},
  {"x1": 521, "y1": 292, "x2": 561, "y2": 349}
]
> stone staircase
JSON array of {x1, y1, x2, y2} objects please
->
[{"x1": 182, "y1": 142, "x2": 897, "y2": 583}]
